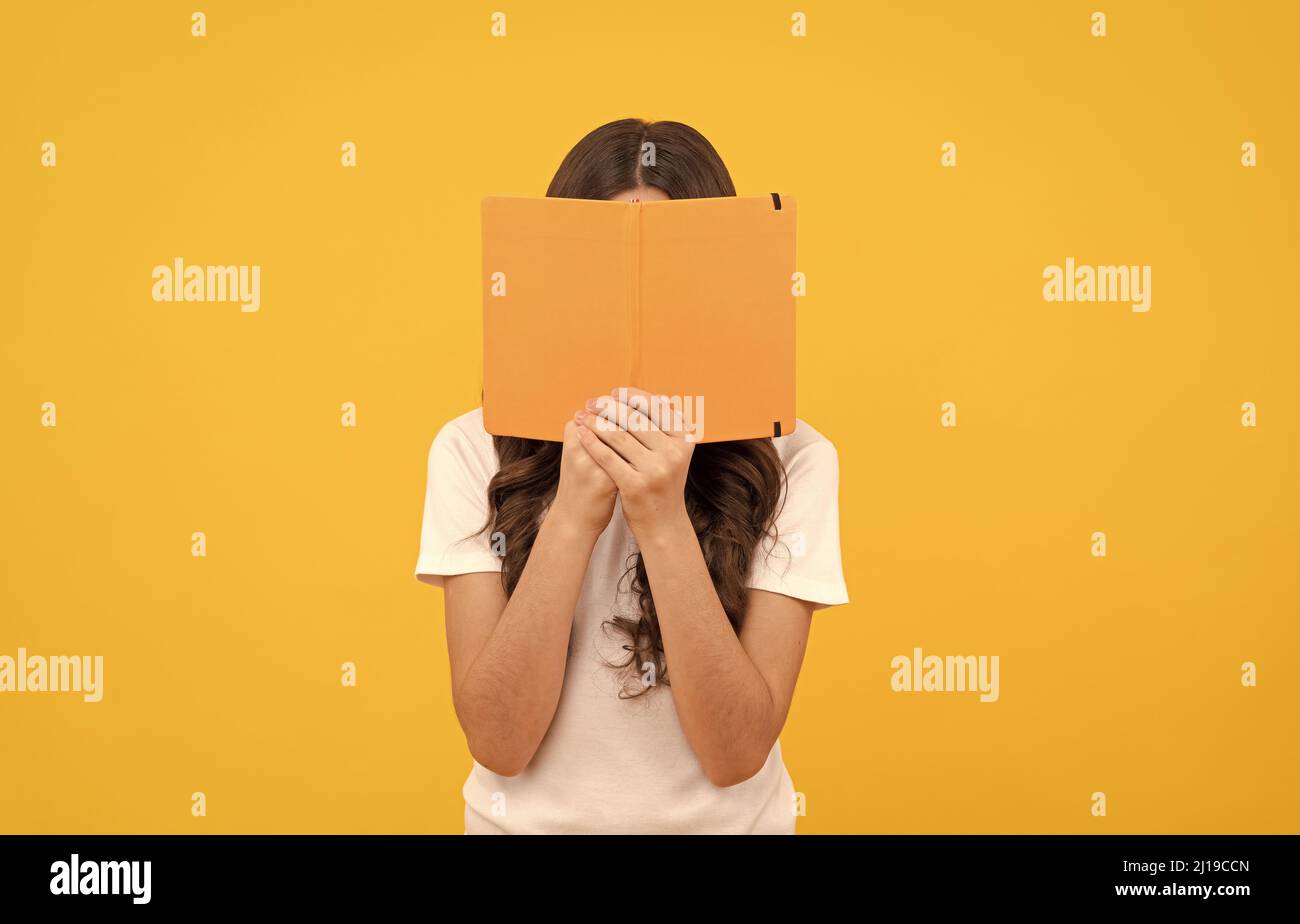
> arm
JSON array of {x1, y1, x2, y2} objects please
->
[
  {"x1": 638, "y1": 522, "x2": 813, "y2": 786},
  {"x1": 576, "y1": 390, "x2": 813, "y2": 786},
  {"x1": 442, "y1": 421, "x2": 615, "y2": 777}
]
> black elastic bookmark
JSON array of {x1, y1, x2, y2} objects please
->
[
  {"x1": 774, "y1": 421, "x2": 782, "y2": 437},
  {"x1": 770, "y1": 192, "x2": 782, "y2": 210}
]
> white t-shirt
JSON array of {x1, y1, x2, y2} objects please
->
[{"x1": 415, "y1": 407, "x2": 848, "y2": 834}]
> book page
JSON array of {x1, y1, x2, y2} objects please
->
[
  {"x1": 481, "y1": 196, "x2": 631, "y2": 441},
  {"x1": 638, "y1": 195, "x2": 797, "y2": 442}
]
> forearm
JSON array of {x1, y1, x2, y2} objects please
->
[
  {"x1": 638, "y1": 512, "x2": 780, "y2": 786},
  {"x1": 455, "y1": 509, "x2": 597, "y2": 775}
]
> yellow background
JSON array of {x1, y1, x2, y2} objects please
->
[{"x1": 2, "y1": 1, "x2": 1296, "y2": 833}]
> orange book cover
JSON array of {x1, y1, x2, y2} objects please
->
[{"x1": 481, "y1": 194, "x2": 797, "y2": 443}]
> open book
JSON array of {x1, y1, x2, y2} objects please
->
[{"x1": 481, "y1": 194, "x2": 797, "y2": 443}]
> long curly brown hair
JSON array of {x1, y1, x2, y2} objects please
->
[{"x1": 484, "y1": 119, "x2": 785, "y2": 696}]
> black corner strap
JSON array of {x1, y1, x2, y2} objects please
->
[
  {"x1": 770, "y1": 192, "x2": 782, "y2": 211},
  {"x1": 773, "y1": 421, "x2": 782, "y2": 437}
]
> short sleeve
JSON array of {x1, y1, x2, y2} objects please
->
[
  {"x1": 747, "y1": 437, "x2": 849, "y2": 609},
  {"x1": 414, "y1": 414, "x2": 504, "y2": 587}
]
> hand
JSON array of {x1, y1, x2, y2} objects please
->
[
  {"x1": 549, "y1": 418, "x2": 618, "y2": 537},
  {"x1": 574, "y1": 386, "x2": 696, "y2": 542}
]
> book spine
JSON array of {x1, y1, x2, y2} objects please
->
[{"x1": 625, "y1": 201, "x2": 642, "y2": 386}]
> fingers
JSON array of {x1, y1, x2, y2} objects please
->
[
  {"x1": 576, "y1": 407, "x2": 651, "y2": 467},
  {"x1": 608, "y1": 386, "x2": 691, "y2": 441},
  {"x1": 587, "y1": 394, "x2": 673, "y2": 452},
  {"x1": 574, "y1": 416, "x2": 635, "y2": 487}
]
